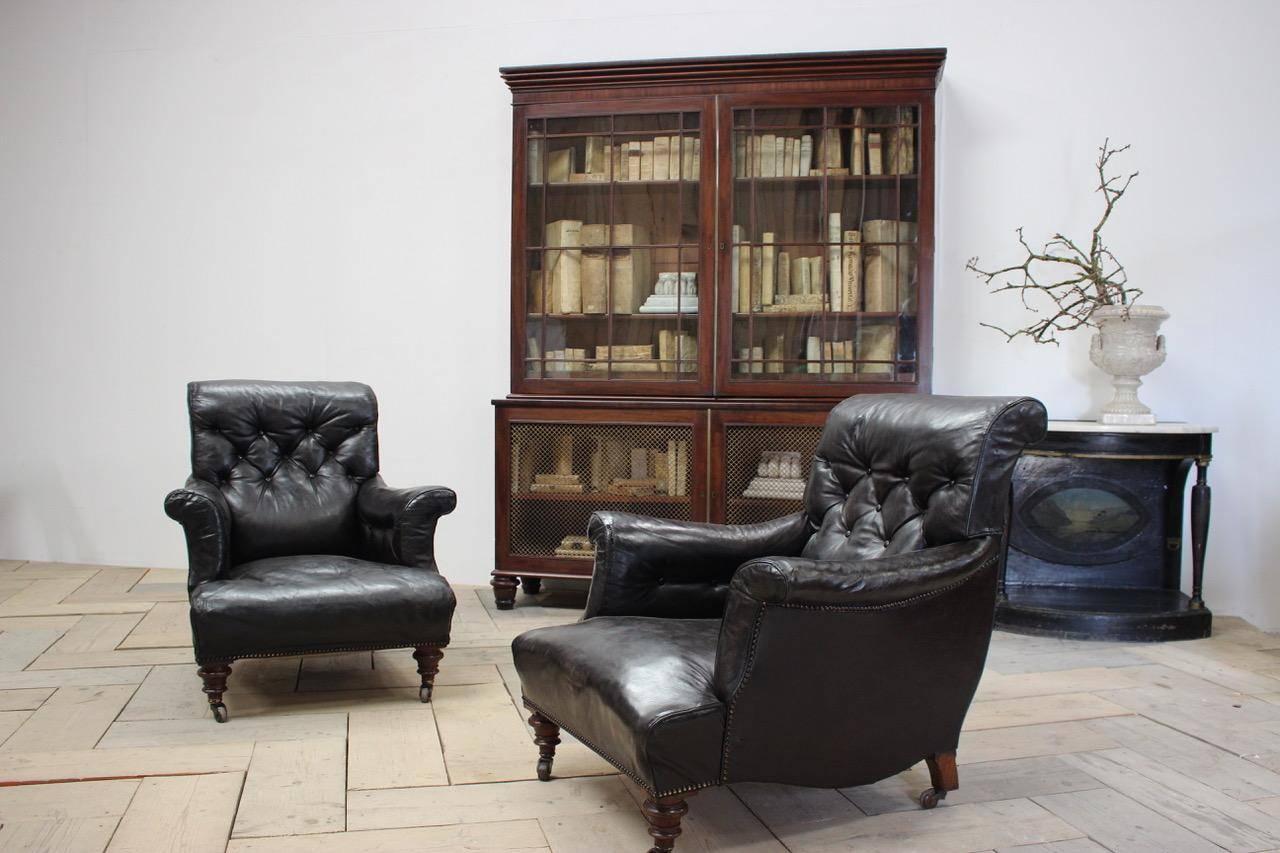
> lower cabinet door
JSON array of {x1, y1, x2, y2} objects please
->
[
  {"x1": 496, "y1": 405, "x2": 707, "y2": 583},
  {"x1": 710, "y1": 409, "x2": 829, "y2": 524}
]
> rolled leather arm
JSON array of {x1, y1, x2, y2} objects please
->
[
  {"x1": 583, "y1": 510, "x2": 811, "y2": 619},
  {"x1": 164, "y1": 477, "x2": 232, "y2": 590},
  {"x1": 715, "y1": 536, "x2": 1000, "y2": 700},
  {"x1": 357, "y1": 477, "x2": 457, "y2": 569},
  {"x1": 711, "y1": 535, "x2": 1004, "y2": 787},
  {"x1": 731, "y1": 537, "x2": 996, "y2": 608}
]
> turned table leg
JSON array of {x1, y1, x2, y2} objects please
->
[{"x1": 1190, "y1": 458, "x2": 1211, "y2": 610}]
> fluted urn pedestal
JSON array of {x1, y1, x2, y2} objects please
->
[{"x1": 1089, "y1": 304, "x2": 1169, "y2": 425}]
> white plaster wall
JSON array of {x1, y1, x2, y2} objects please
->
[{"x1": 2, "y1": 1, "x2": 1277, "y2": 625}]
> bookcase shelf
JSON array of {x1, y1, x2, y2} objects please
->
[
  {"x1": 512, "y1": 492, "x2": 689, "y2": 504},
  {"x1": 493, "y1": 49, "x2": 943, "y2": 607},
  {"x1": 732, "y1": 311, "x2": 905, "y2": 319},
  {"x1": 529, "y1": 314, "x2": 698, "y2": 320},
  {"x1": 536, "y1": 179, "x2": 698, "y2": 188},
  {"x1": 733, "y1": 174, "x2": 917, "y2": 183}
]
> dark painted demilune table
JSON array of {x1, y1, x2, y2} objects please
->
[{"x1": 997, "y1": 420, "x2": 1216, "y2": 642}]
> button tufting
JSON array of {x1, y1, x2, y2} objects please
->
[{"x1": 875, "y1": 504, "x2": 882, "y2": 512}]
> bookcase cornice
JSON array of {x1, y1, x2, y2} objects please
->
[{"x1": 500, "y1": 48, "x2": 946, "y2": 95}]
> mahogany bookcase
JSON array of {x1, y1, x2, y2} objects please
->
[{"x1": 492, "y1": 49, "x2": 944, "y2": 607}]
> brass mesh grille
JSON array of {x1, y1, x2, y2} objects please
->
[
  {"x1": 723, "y1": 424, "x2": 823, "y2": 525},
  {"x1": 509, "y1": 422, "x2": 696, "y2": 558}
]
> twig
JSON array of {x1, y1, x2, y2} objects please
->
[{"x1": 968, "y1": 140, "x2": 1141, "y2": 344}]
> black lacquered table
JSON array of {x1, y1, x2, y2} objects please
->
[{"x1": 996, "y1": 421, "x2": 1215, "y2": 642}]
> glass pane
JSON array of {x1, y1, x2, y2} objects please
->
[
  {"x1": 1027, "y1": 486, "x2": 1145, "y2": 553},
  {"x1": 728, "y1": 102, "x2": 921, "y2": 385},
  {"x1": 521, "y1": 111, "x2": 704, "y2": 386},
  {"x1": 614, "y1": 112, "x2": 680, "y2": 133},
  {"x1": 754, "y1": 107, "x2": 823, "y2": 129},
  {"x1": 535, "y1": 137, "x2": 614, "y2": 186},
  {"x1": 547, "y1": 115, "x2": 611, "y2": 134},
  {"x1": 613, "y1": 184, "x2": 697, "y2": 244}
]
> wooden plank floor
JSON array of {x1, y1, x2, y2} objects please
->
[{"x1": 0, "y1": 561, "x2": 1279, "y2": 851}]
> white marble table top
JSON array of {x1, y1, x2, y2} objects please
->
[{"x1": 1047, "y1": 420, "x2": 1217, "y2": 435}]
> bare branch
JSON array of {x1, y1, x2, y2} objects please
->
[{"x1": 970, "y1": 140, "x2": 1142, "y2": 343}]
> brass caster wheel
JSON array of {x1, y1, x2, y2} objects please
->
[
  {"x1": 537, "y1": 757, "x2": 553, "y2": 782},
  {"x1": 918, "y1": 787, "x2": 944, "y2": 809},
  {"x1": 419, "y1": 685, "x2": 433, "y2": 703},
  {"x1": 211, "y1": 703, "x2": 229, "y2": 724}
]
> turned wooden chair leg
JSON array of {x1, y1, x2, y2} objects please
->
[
  {"x1": 642, "y1": 792, "x2": 692, "y2": 853},
  {"x1": 413, "y1": 645, "x2": 444, "y2": 703},
  {"x1": 198, "y1": 663, "x2": 232, "y2": 723},
  {"x1": 525, "y1": 706, "x2": 560, "y2": 781},
  {"x1": 919, "y1": 751, "x2": 958, "y2": 809}
]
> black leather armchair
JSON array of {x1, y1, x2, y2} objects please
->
[
  {"x1": 512, "y1": 394, "x2": 1047, "y2": 851},
  {"x1": 165, "y1": 380, "x2": 457, "y2": 722}
]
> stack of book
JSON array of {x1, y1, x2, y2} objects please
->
[
  {"x1": 531, "y1": 221, "x2": 652, "y2": 315},
  {"x1": 657, "y1": 330, "x2": 697, "y2": 373},
  {"x1": 553, "y1": 535, "x2": 593, "y2": 557},
  {"x1": 594, "y1": 344, "x2": 658, "y2": 373},
  {"x1": 733, "y1": 326, "x2": 897, "y2": 377},
  {"x1": 732, "y1": 107, "x2": 915, "y2": 178},
  {"x1": 530, "y1": 472, "x2": 585, "y2": 493},
  {"x1": 528, "y1": 334, "x2": 696, "y2": 375},
  {"x1": 734, "y1": 133, "x2": 817, "y2": 178},
  {"x1": 730, "y1": 226, "x2": 826, "y2": 315},
  {"x1": 728, "y1": 217, "x2": 917, "y2": 314},
  {"x1": 742, "y1": 450, "x2": 806, "y2": 500},
  {"x1": 803, "y1": 327, "x2": 896, "y2": 375},
  {"x1": 665, "y1": 439, "x2": 690, "y2": 497},
  {"x1": 862, "y1": 219, "x2": 918, "y2": 313},
  {"x1": 529, "y1": 135, "x2": 701, "y2": 184},
  {"x1": 540, "y1": 347, "x2": 587, "y2": 373}
]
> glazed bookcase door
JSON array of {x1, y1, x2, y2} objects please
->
[
  {"x1": 496, "y1": 407, "x2": 707, "y2": 579},
  {"x1": 716, "y1": 94, "x2": 933, "y2": 397},
  {"x1": 710, "y1": 409, "x2": 828, "y2": 524},
  {"x1": 515, "y1": 100, "x2": 715, "y2": 396}
]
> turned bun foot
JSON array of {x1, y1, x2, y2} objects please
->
[
  {"x1": 526, "y1": 706, "x2": 560, "y2": 783},
  {"x1": 492, "y1": 576, "x2": 518, "y2": 610},
  {"x1": 198, "y1": 663, "x2": 231, "y2": 725},
  {"x1": 918, "y1": 787, "x2": 944, "y2": 809},
  {"x1": 919, "y1": 751, "x2": 958, "y2": 810},
  {"x1": 413, "y1": 645, "x2": 443, "y2": 704}
]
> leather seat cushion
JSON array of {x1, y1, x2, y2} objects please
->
[
  {"x1": 190, "y1": 555, "x2": 454, "y2": 662},
  {"x1": 513, "y1": 617, "x2": 725, "y2": 795}
]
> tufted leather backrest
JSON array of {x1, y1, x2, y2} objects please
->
[
  {"x1": 802, "y1": 394, "x2": 1047, "y2": 562},
  {"x1": 187, "y1": 380, "x2": 379, "y2": 564}
]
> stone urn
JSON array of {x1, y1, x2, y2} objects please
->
[{"x1": 1088, "y1": 304, "x2": 1169, "y2": 425}]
